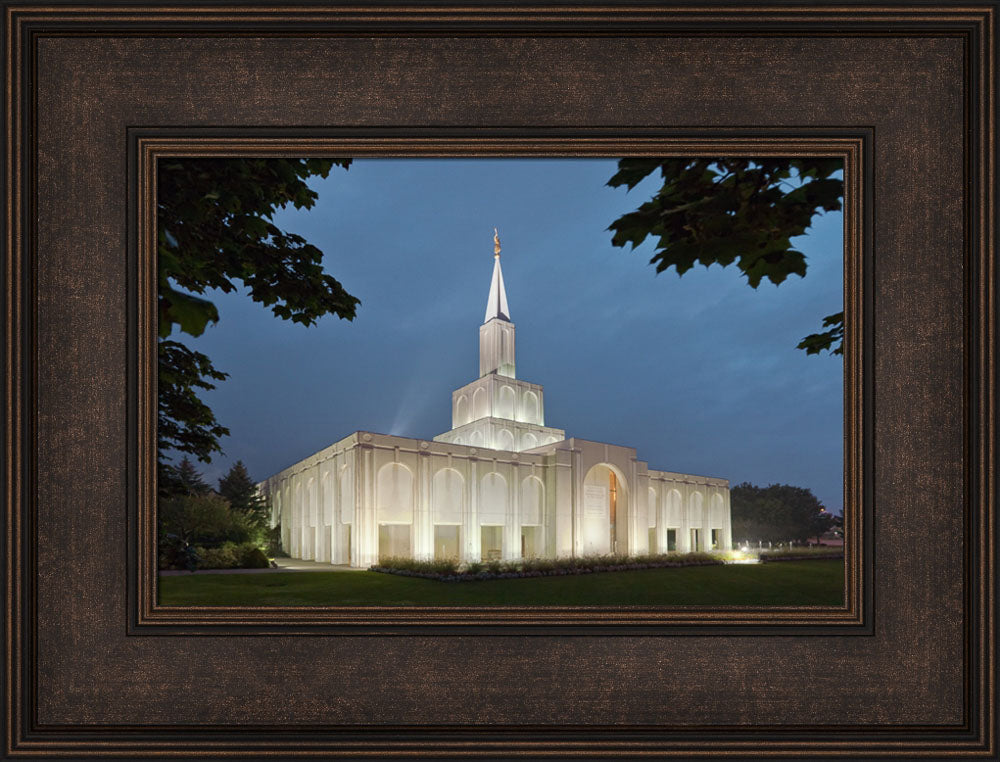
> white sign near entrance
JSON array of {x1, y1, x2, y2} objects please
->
[{"x1": 584, "y1": 485, "x2": 608, "y2": 518}]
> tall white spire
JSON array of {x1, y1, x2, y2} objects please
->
[
  {"x1": 484, "y1": 227, "x2": 510, "y2": 323},
  {"x1": 479, "y1": 229, "x2": 515, "y2": 378}
]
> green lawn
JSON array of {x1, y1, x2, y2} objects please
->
[{"x1": 158, "y1": 560, "x2": 844, "y2": 607}]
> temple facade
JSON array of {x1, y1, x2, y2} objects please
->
[{"x1": 259, "y1": 233, "x2": 732, "y2": 568}]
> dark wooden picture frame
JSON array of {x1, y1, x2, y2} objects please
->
[{"x1": 4, "y1": 3, "x2": 996, "y2": 758}]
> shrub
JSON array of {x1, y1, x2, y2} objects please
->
[
  {"x1": 158, "y1": 533, "x2": 201, "y2": 571},
  {"x1": 158, "y1": 491, "x2": 258, "y2": 560},
  {"x1": 371, "y1": 550, "x2": 728, "y2": 580},
  {"x1": 242, "y1": 546, "x2": 271, "y2": 569},
  {"x1": 196, "y1": 544, "x2": 239, "y2": 569},
  {"x1": 195, "y1": 541, "x2": 271, "y2": 569},
  {"x1": 759, "y1": 546, "x2": 843, "y2": 561}
]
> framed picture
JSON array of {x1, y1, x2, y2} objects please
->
[
  {"x1": 140, "y1": 137, "x2": 862, "y2": 629},
  {"x1": 4, "y1": 3, "x2": 995, "y2": 759}
]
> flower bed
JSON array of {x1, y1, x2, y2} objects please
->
[{"x1": 370, "y1": 552, "x2": 725, "y2": 582}]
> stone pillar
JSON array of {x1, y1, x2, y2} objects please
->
[
  {"x1": 414, "y1": 448, "x2": 433, "y2": 560},
  {"x1": 656, "y1": 483, "x2": 669, "y2": 553},
  {"x1": 723, "y1": 488, "x2": 733, "y2": 550},
  {"x1": 571, "y1": 449, "x2": 583, "y2": 557},
  {"x1": 633, "y1": 462, "x2": 647, "y2": 556},
  {"x1": 301, "y1": 471, "x2": 314, "y2": 561},
  {"x1": 314, "y1": 463, "x2": 327, "y2": 563},
  {"x1": 553, "y1": 451, "x2": 574, "y2": 558},
  {"x1": 463, "y1": 456, "x2": 480, "y2": 562},
  {"x1": 701, "y1": 490, "x2": 712, "y2": 552},
  {"x1": 330, "y1": 458, "x2": 342, "y2": 565},
  {"x1": 678, "y1": 484, "x2": 691, "y2": 553},
  {"x1": 353, "y1": 444, "x2": 378, "y2": 569},
  {"x1": 291, "y1": 477, "x2": 302, "y2": 558},
  {"x1": 505, "y1": 460, "x2": 520, "y2": 560},
  {"x1": 279, "y1": 481, "x2": 290, "y2": 554}
]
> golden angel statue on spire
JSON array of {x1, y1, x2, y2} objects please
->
[{"x1": 493, "y1": 227, "x2": 502, "y2": 256}]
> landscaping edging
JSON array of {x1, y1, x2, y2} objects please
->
[{"x1": 369, "y1": 558, "x2": 724, "y2": 582}]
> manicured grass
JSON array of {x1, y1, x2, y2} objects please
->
[{"x1": 158, "y1": 560, "x2": 844, "y2": 607}]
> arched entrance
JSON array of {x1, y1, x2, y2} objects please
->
[{"x1": 582, "y1": 463, "x2": 629, "y2": 556}]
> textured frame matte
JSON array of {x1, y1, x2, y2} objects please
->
[{"x1": 4, "y1": 3, "x2": 996, "y2": 759}]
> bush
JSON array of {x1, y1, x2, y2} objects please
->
[
  {"x1": 158, "y1": 533, "x2": 201, "y2": 571},
  {"x1": 195, "y1": 544, "x2": 239, "y2": 569},
  {"x1": 242, "y1": 546, "x2": 271, "y2": 569},
  {"x1": 759, "y1": 546, "x2": 843, "y2": 561},
  {"x1": 158, "y1": 492, "x2": 258, "y2": 557},
  {"x1": 195, "y1": 541, "x2": 271, "y2": 569},
  {"x1": 371, "y1": 551, "x2": 727, "y2": 580}
]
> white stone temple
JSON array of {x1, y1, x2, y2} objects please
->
[{"x1": 259, "y1": 231, "x2": 732, "y2": 568}]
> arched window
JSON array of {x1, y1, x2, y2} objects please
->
[
  {"x1": 496, "y1": 428, "x2": 514, "y2": 451},
  {"x1": 339, "y1": 464, "x2": 354, "y2": 524},
  {"x1": 666, "y1": 489, "x2": 683, "y2": 526},
  {"x1": 521, "y1": 476, "x2": 544, "y2": 526},
  {"x1": 473, "y1": 387, "x2": 488, "y2": 420},
  {"x1": 480, "y1": 472, "x2": 507, "y2": 525},
  {"x1": 432, "y1": 468, "x2": 464, "y2": 525},
  {"x1": 688, "y1": 491, "x2": 704, "y2": 525},
  {"x1": 710, "y1": 493, "x2": 726, "y2": 527},
  {"x1": 498, "y1": 385, "x2": 515, "y2": 419},
  {"x1": 522, "y1": 391, "x2": 539, "y2": 423},
  {"x1": 377, "y1": 463, "x2": 413, "y2": 524}
]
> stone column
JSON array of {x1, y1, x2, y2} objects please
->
[
  {"x1": 572, "y1": 449, "x2": 583, "y2": 557},
  {"x1": 678, "y1": 484, "x2": 691, "y2": 553},
  {"x1": 723, "y1": 488, "x2": 733, "y2": 550},
  {"x1": 553, "y1": 451, "x2": 574, "y2": 558},
  {"x1": 414, "y1": 448, "x2": 433, "y2": 560},
  {"x1": 314, "y1": 462, "x2": 326, "y2": 563},
  {"x1": 353, "y1": 444, "x2": 378, "y2": 569},
  {"x1": 701, "y1": 490, "x2": 712, "y2": 552},
  {"x1": 291, "y1": 476, "x2": 302, "y2": 558},
  {"x1": 632, "y1": 462, "x2": 646, "y2": 556},
  {"x1": 656, "y1": 483, "x2": 668, "y2": 554},
  {"x1": 463, "y1": 456, "x2": 480, "y2": 562},
  {"x1": 628, "y1": 461, "x2": 635, "y2": 555},
  {"x1": 505, "y1": 459, "x2": 520, "y2": 560}
]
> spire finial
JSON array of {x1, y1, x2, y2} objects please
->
[{"x1": 484, "y1": 230, "x2": 510, "y2": 323}]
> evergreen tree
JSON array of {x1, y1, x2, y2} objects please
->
[
  {"x1": 218, "y1": 460, "x2": 268, "y2": 527},
  {"x1": 160, "y1": 456, "x2": 210, "y2": 497}
]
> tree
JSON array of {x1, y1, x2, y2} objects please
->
[
  {"x1": 157, "y1": 158, "x2": 360, "y2": 474},
  {"x1": 607, "y1": 158, "x2": 844, "y2": 355},
  {"x1": 159, "y1": 456, "x2": 211, "y2": 498},
  {"x1": 218, "y1": 461, "x2": 268, "y2": 528},
  {"x1": 730, "y1": 482, "x2": 834, "y2": 544},
  {"x1": 158, "y1": 491, "x2": 241, "y2": 548},
  {"x1": 157, "y1": 491, "x2": 260, "y2": 569}
]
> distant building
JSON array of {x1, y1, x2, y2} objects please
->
[{"x1": 260, "y1": 233, "x2": 732, "y2": 567}]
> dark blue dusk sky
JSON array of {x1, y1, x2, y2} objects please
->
[{"x1": 173, "y1": 159, "x2": 844, "y2": 513}]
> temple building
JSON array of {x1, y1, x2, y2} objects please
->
[{"x1": 259, "y1": 231, "x2": 732, "y2": 568}]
